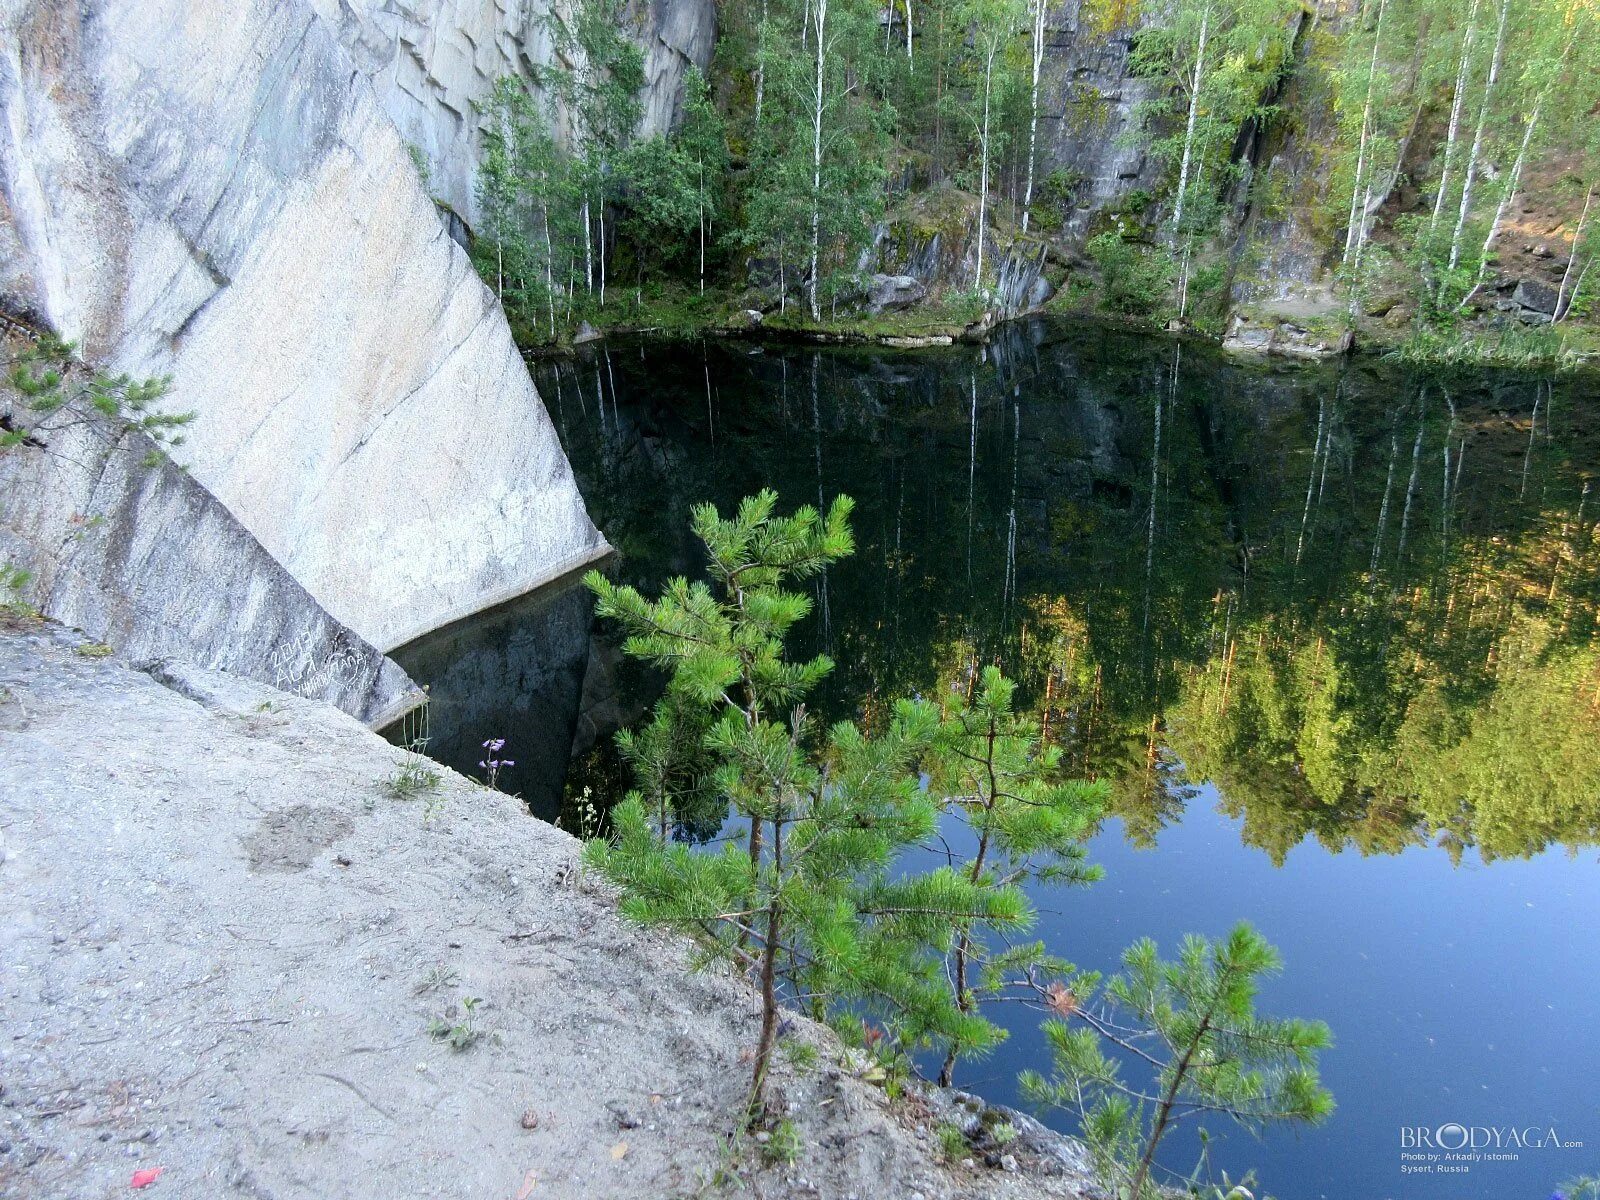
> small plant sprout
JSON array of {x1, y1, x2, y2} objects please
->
[
  {"x1": 415, "y1": 964, "x2": 460, "y2": 995},
  {"x1": 0, "y1": 563, "x2": 37, "y2": 618},
  {"x1": 937, "y1": 1122, "x2": 969, "y2": 1162},
  {"x1": 384, "y1": 701, "x2": 443, "y2": 807},
  {"x1": 757, "y1": 1117, "x2": 802, "y2": 1166},
  {"x1": 384, "y1": 754, "x2": 443, "y2": 804},
  {"x1": 428, "y1": 995, "x2": 485, "y2": 1051},
  {"x1": 479, "y1": 738, "x2": 514, "y2": 790}
]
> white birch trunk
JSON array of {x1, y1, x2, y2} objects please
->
[
  {"x1": 755, "y1": 0, "x2": 769, "y2": 128},
  {"x1": 541, "y1": 191, "x2": 556, "y2": 339},
  {"x1": 1558, "y1": 255, "x2": 1594, "y2": 323},
  {"x1": 582, "y1": 198, "x2": 594, "y2": 293},
  {"x1": 1342, "y1": 0, "x2": 1389, "y2": 266},
  {"x1": 1460, "y1": 87, "x2": 1549, "y2": 310},
  {"x1": 1021, "y1": 0, "x2": 1047, "y2": 234},
  {"x1": 975, "y1": 38, "x2": 996, "y2": 293},
  {"x1": 1450, "y1": 0, "x2": 1508, "y2": 272},
  {"x1": 905, "y1": 0, "x2": 913, "y2": 65},
  {"x1": 1430, "y1": 0, "x2": 1480, "y2": 233},
  {"x1": 597, "y1": 186, "x2": 607, "y2": 308},
  {"x1": 1554, "y1": 183, "x2": 1594, "y2": 321},
  {"x1": 808, "y1": 0, "x2": 828, "y2": 322},
  {"x1": 1171, "y1": 2, "x2": 1210, "y2": 232}
]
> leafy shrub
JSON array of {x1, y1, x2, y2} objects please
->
[
  {"x1": 1031, "y1": 168, "x2": 1086, "y2": 234},
  {"x1": 1086, "y1": 232, "x2": 1174, "y2": 316}
]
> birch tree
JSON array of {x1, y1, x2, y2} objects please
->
[
  {"x1": 1429, "y1": 0, "x2": 1483, "y2": 233},
  {"x1": 1458, "y1": 0, "x2": 1596, "y2": 309},
  {"x1": 1447, "y1": 0, "x2": 1509, "y2": 273},
  {"x1": 737, "y1": 0, "x2": 888, "y2": 319},
  {"x1": 1020, "y1": 0, "x2": 1050, "y2": 233},
  {"x1": 1130, "y1": 0, "x2": 1299, "y2": 304},
  {"x1": 943, "y1": 0, "x2": 1027, "y2": 294}
]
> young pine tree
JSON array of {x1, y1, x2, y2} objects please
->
[
  {"x1": 583, "y1": 492, "x2": 1024, "y2": 1119},
  {"x1": 1020, "y1": 922, "x2": 1335, "y2": 1200},
  {"x1": 929, "y1": 664, "x2": 1108, "y2": 1086}
]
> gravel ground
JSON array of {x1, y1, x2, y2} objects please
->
[{"x1": 0, "y1": 623, "x2": 1099, "y2": 1200}]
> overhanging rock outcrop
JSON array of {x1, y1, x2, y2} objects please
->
[
  {"x1": 310, "y1": 0, "x2": 718, "y2": 226},
  {"x1": 0, "y1": 0, "x2": 610, "y2": 654}
]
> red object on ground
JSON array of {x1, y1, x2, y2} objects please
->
[{"x1": 131, "y1": 1167, "x2": 165, "y2": 1188}]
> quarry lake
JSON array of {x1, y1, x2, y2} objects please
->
[{"x1": 394, "y1": 321, "x2": 1600, "y2": 1199}]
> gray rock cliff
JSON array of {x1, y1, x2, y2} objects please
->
[
  {"x1": 0, "y1": 0, "x2": 612, "y2": 655},
  {"x1": 310, "y1": 0, "x2": 717, "y2": 225},
  {"x1": 0, "y1": 384, "x2": 421, "y2": 726}
]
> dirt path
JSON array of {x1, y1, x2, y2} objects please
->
[{"x1": 0, "y1": 625, "x2": 1097, "y2": 1200}]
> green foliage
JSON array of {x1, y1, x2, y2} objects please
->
[
  {"x1": 584, "y1": 491, "x2": 1025, "y2": 1117},
  {"x1": 5, "y1": 335, "x2": 188, "y2": 457},
  {"x1": 1021, "y1": 922, "x2": 1334, "y2": 1200},
  {"x1": 1087, "y1": 232, "x2": 1176, "y2": 316},
  {"x1": 1556, "y1": 1174, "x2": 1600, "y2": 1200},
  {"x1": 1386, "y1": 321, "x2": 1592, "y2": 370},
  {"x1": 1031, "y1": 168, "x2": 1087, "y2": 234},
  {"x1": 453, "y1": 0, "x2": 1600, "y2": 341},
  {"x1": 427, "y1": 995, "x2": 486, "y2": 1051},
  {"x1": 1128, "y1": 0, "x2": 1299, "y2": 221},
  {"x1": 927, "y1": 664, "x2": 1107, "y2": 1084},
  {"x1": 759, "y1": 1117, "x2": 803, "y2": 1165},
  {"x1": 473, "y1": 77, "x2": 572, "y2": 337},
  {"x1": 0, "y1": 563, "x2": 34, "y2": 618},
  {"x1": 616, "y1": 69, "x2": 727, "y2": 285},
  {"x1": 384, "y1": 702, "x2": 444, "y2": 806},
  {"x1": 734, "y1": 0, "x2": 893, "y2": 317},
  {"x1": 537, "y1": 0, "x2": 645, "y2": 153},
  {"x1": 384, "y1": 755, "x2": 443, "y2": 804},
  {"x1": 936, "y1": 1122, "x2": 970, "y2": 1162}
]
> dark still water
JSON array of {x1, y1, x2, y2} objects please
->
[{"x1": 397, "y1": 321, "x2": 1600, "y2": 1199}]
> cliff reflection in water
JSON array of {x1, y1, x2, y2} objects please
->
[
  {"x1": 537, "y1": 320, "x2": 1600, "y2": 862},
  {"x1": 388, "y1": 575, "x2": 595, "y2": 821}
]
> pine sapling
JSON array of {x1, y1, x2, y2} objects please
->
[{"x1": 1021, "y1": 922, "x2": 1334, "y2": 1200}]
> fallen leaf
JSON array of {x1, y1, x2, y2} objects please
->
[
  {"x1": 513, "y1": 1169, "x2": 538, "y2": 1200},
  {"x1": 610, "y1": 1141, "x2": 629, "y2": 1161},
  {"x1": 130, "y1": 1167, "x2": 165, "y2": 1189}
]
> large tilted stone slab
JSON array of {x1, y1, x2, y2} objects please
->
[
  {"x1": 0, "y1": 0, "x2": 609, "y2": 652},
  {"x1": 310, "y1": 0, "x2": 717, "y2": 225},
  {"x1": 0, "y1": 408, "x2": 421, "y2": 727}
]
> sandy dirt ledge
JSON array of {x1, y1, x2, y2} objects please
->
[{"x1": 0, "y1": 624, "x2": 1099, "y2": 1200}]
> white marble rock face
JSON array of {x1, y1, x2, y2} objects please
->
[
  {"x1": 307, "y1": 0, "x2": 717, "y2": 226},
  {"x1": 0, "y1": 0, "x2": 622, "y2": 652}
]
